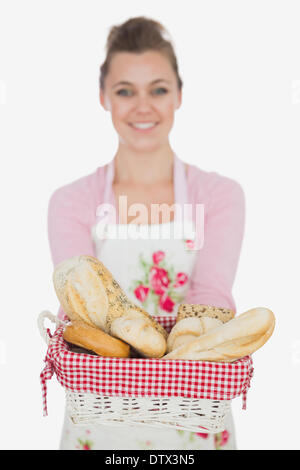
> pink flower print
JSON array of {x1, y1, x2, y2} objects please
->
[
  {"x1": 185, "y1": 239, "x2": 195, "y2": 250},
  {"x1": 195, "y1": 425, "x2": 209, "y2": 439},
  {"x1": 219, "y1": 430, "x2": 229, "y2": 446},
  {"x1": 196, "y1": 432, "x2": 209, "y2": 439},
  {"x1": 149, "y1": 266, "x2": 169, "y2": 295},
  {"x1": 159, "y1": 292, "x2": 175, "y2": 313},
  {"x1": 152, "y1": 250, "x2": 165, "y2": 265},
  {"x1": 173, "y1": 272, "x2": 188, "y2": 288},
  {"x1": 77, "y1": 438, "x2": 93, "y2": 450},
  {"x1": 214, "y1": 430, "x2": 230, "y2": 448},
  {"x1": 134, "y1": 285, "x2": 150, "y2": 302}
]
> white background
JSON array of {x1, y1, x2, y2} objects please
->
[{"x1": 0, "y1": 0, "x2": 299, "y2": 450}]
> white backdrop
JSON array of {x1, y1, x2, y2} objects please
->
[{"x1": 0, "y1": 0, "x2": 299, "y2": 450}]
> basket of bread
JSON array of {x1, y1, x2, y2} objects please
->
[{"x1": 39, "y1": 255, "x2": 275, "y2": 433}]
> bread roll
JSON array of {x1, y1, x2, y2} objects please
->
[
  {"x1": 162, "y1": 307, "x2": 275, "y2": 362},
  {"x1": 111, "y1": 315, "x2": 166, "y2": 359},
  {"x1": 63, "y1": 320, "x2": 130, "y2": 357},
  {"x1": 167, "y1": 304, "x2": 233, "y2": 353},
  {"x1": 167, "y1": 317, "x2": 222, "y2": 352},
  {"x1": 177, "y1": 304, "x2": 235, "y2": 324},
  {"x1": 53, "y1": 255, "x2": 167, "y2": 358}
]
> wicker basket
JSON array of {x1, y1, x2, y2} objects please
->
[
  {"x1": 38, "y1": 311, "x2": 253, "y2": 433},
  {"x1": 65, "y1": 392, "x2": 231, "y2": 432}
]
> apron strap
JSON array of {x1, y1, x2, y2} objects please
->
[
  {"x1": 173, "y1": 153, "x2": 189, "y2": 223},
  {"x1": 103, "y1": 160, "x2": 115, "y2": 204},
  {"x1": 95, "y1": 161, "x2": 116, "y2": 225},
  {"x1": 174, "y1": 152, "x2": 189, "y2": 206}
]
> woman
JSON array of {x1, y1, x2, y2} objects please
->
[{"x1": 48, "y1": 16, "x2": 245, "y2": 450}]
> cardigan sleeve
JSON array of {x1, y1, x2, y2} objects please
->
[
  {"x1": 47, "y1": 184, "x2": 96, "y2": 319},
  {"x1": 184, "y1": 176, "x2": 246, "y2": 313}
]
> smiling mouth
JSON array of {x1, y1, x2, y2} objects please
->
[{"x1": 129, "y1": 122, "x2": 159, "y2": 131}]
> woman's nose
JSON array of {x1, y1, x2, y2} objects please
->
[{"x1": 134, "y1": 93, "x2": 153, "y2": 110}]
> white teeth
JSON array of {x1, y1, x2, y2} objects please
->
[{"x1": 131, "y1": 122, "x2": 156, "y2": 129}]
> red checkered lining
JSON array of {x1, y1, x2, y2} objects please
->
[{"x1": 40, "y1": 316, "x2": 254, "y2": 416}]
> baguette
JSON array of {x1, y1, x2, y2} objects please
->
[
  {"x1": 53, "y1": 255, "x2": 167, "y2": 358},
  {"x1": 162, "y1": 307, "x2": 275, "y2": 362},
  {"x1": 63, "y1": 320, "x2": 130, "y2": 357}
]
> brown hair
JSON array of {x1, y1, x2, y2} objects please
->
[{"x1": 99, "y1": 16, "x2": 183, "y2": 91}]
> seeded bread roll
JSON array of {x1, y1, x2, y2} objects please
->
[
  {"x1": 53, "y1": 255, "x2": 167, "y2": 358},
  {"x1": 162, "y1": 307, "x2": 275, "y2": 362},
  {"x1": 63, "y1": 320, "x2": 130, "y2": 357},
  {"x1": 177, "y1": 304, "x2": 235, "y2": 324}
]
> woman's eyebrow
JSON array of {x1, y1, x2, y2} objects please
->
[{"x1": 112, "y1": 79, "x2": 171, "y2": 88}]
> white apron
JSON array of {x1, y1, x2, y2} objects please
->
[{"x1": 59, "y1": 154, "x2": 236, "y2": 450}]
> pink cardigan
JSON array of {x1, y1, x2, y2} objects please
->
[{"x1": 48, "y1": 159, "x2": 245, "y2": 317}]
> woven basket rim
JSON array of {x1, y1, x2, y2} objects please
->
[{"x1": 49, "y1": 324, "x2": 252, "y2": 369}]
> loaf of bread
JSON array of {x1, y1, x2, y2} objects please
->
[
  {"x1": 53, "y1": 255, "x2": 167, "y2": 358},
  {"x1": 177, "y1": 304, "x2": 235, "y2": 324},
  {"x1": 63, "y1": 320, "x2": 131, "y2": 357},
  {"x1": 162, "y1": 307, "x2": 275, "y2": 362},
  {"x1": 167, "y1": 304, "x2": 234, "y2": 353}
]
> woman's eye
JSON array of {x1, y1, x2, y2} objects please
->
[
  {"x1": 116, "y1": 89, "x2": 132, "y2": 96},
  {"x1": 153, "y1": 87, "x2": 168, "y2": 95}
]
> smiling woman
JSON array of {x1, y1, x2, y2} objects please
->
[
  {"x1": 48, "y1": 15, "x2": 245, "y2": 451},
  {"x1": 98, "y1": 17, "x2": 182, "y2": 167},
  {"x1": 99, "y1": 56, "x2": 182, "y2": 162}
]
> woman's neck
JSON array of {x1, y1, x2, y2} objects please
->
[{"x1": 113, "y1": 146, "x2": 175, "y2": 185}]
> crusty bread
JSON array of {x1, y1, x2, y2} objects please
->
[
  {"x1": 166, "y1": 304, "x2": 233, "y2": 353},
  {"x1": 162, "y1": 307, "x2": 275, "y2": 362},
  {"x1": 167, "y1": 316, "x2": 222, "y2": 352},
  {"x1": 110, "y1": 315, "x2": 166, "y2": 359},
  {"x1": 177, "y1": 304, "x2": 235, "y2": 324},
  {"x1": 63, "y1": 320, "x2": 130, "y2": 357},
  {"x1": 53, "y1": 255, "x2": 167, "y2": 358}
]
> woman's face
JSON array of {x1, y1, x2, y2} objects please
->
[{"x1": 100, "y1": 50, "x2": 182, "y2": 153}]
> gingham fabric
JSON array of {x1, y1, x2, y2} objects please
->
[{"x1": 40, "y1": 316, "x2": 254, "y2": 417}]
